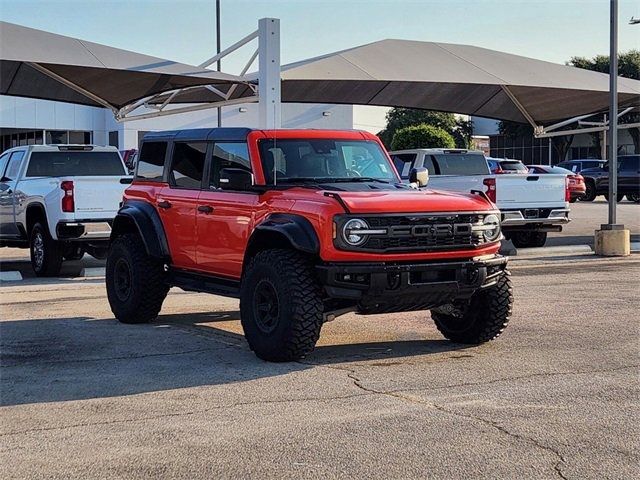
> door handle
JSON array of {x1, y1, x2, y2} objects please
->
[
  {"x1": 197, "y1": 205, "x2": 214, "y2": 214},
  {"x1": 157, "y1": 200, "x2": 172, "y2": 209}
]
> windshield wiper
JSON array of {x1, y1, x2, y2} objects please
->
[{"x1": 331, "y1": 177, "x2": 392, "y2": 184}]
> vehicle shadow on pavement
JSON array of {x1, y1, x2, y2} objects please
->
[{"x1": 0, "y1": 311, "x2": 466, "y2": 406}]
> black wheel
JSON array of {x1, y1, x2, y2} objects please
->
[
  {"x1": 569, "y1": 198, "x2": 577, "y2": 203},
  {"x1": 511, "y1": 231, "x2": 547, "y2": 248},
  {"x1": 604, "y1": 193, "x2": 624, "y2": 202},
  {"x1": 63, "y1": 245, "x2": 85, "y2": 261},
  {"x1": 106, "y1": 233, "x2": 169, "y2": 324},
  {"x1": 30, "y1": 222, "x2": 62, "y2": 276},
  {"x1": 240, "y1": 249, "x2": 323, "y2": 362},
  {"x1": 583, "y1": 181, "x2": 596, "y2": 202},
  {"x1": 431, "y1": 272, "x2": 513, "y2": 344},
  {"x1": 627, "y1": 193, "x2": 640, "y2": 203}
]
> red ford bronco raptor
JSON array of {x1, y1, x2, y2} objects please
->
[{"x1": 106, "y1": 128, "x2": 513, "y2": 362}]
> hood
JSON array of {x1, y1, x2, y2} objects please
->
[{"x1": 319, "y1": 188, "x2": 494, "y2": 214}]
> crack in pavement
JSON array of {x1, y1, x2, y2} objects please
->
[{"x1": 0, "y1": 392, "x2": 372, "y2": 437}]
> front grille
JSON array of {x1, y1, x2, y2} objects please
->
[{"x1": 337, "y1": 213, "x2": 489, "y2": 253}]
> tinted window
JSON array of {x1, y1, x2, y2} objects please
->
[
  {"x1": 0, "y1": 152, "x2": 10, "y2": 177},
  {"x1": 4, "y1": 151, "x2": 25, "y2": 179},
  {"x1": 391, "y1": 154, "x2": 416, "y2": 179},
  {"x1": 170, "y1": 142, "x2": 207, "y2": 189},
  {"x1": 432, "y1": 154, "x2": 489, "y2": 175},
  {"x1": 136, "y1": 142, "x2": 167, "y2": 181},
  {"x1": 209, "y1": 142, "x2": 251, "y2": 188},
  {"x1": 500, "y1": 161, "x2": 528, "y2": 173},
  {"x1": 26, "y1": 151, "x2": 124, "y2": 177}
]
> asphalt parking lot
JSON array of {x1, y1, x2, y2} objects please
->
[{"x1": 1, "y1": 201, "x2": 639, "y2": 479}]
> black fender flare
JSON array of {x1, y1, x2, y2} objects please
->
[
  {"x1": 249, "y1": 213, "x2": 320, "y2": 255},
  {"x1": 111, "y1": 200, "x2": 170, "y2": 259}
]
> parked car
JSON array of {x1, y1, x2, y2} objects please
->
[
  {"x1": 106, "y1": 128, "x2": 513, "y2": 362},
  {"x1": 527, "y1": 165, "x2": 586, "y2": 203},
  {"x1": 0, "y1": 145, "x2": 131, "y2": 275},
  {"x1": 487, "y1": 157, "x2": 529, "y2": 174},
  {"x1": 557, "y1": 159, "x2": 605, "y2": 173},
  {"x1": 389, "y1": 149, "x2": 570, "y2": 248},
  {"x1": 580, "y1": 155, "x2": 640, "y2": 202}
]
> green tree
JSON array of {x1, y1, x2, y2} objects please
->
[
  {"x1": 378, "y1": 108, "x2": 471, "y2": 149},
  {"x1": 390, "y1": 124, "x2": 455, "y2": 150}
]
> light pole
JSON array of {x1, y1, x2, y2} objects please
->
[{"x1": 216, "y1": 0, "x2": 222, "y2": 127}]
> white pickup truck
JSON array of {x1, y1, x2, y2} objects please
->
[
  {"x1": 0, "y1": 145, "x2": 131, "y2": 275},
  {"x1": 389, "y1": 149, "x2": 570, "y2": 248}
]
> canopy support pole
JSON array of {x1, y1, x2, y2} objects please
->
[
  {"x1": 26, "y1": 62, "x2": 118, "y2": 114},
  {"x1": 258, "y1": 18, "x2": 281, "y2": 129},
  {"x1": 500, "y1": 85, "x2": 540, "y2": 133}
]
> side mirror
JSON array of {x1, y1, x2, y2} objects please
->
[
  {"x1": 409, "y1": 167, "x2": 429, "y2": 187},
  {"x1": 219, "y1": 168, "x2": 253, "y2": 191}
]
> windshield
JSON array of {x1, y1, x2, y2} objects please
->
[
  {"x1": 26, "y1": 151, "x2": 125, "y2": 177},
  {"x1": 258, "y1": 139, "x2": 397, "y2": 184}
]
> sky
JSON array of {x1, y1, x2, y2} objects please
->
[{"x1": 0, "y1": 0, "x2": 638, "y2": 130}]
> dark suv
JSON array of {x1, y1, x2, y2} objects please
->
[
  {"x1": 105, "y1": 128, "x2": 512, "y2": 362},
  {"x1": 581, "y1": 155, "x2": 640, "y2": 202}
]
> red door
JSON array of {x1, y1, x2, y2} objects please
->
[
  {"x1": 157, "y1": 186, "x2": 199, "y2": 269},
  {"x1": 195, "y1": 190, "x2": 258, "y2": 278}
]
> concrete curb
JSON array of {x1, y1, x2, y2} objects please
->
[
  {"x1": 80, "y1": 267, "x2": 106, "y2": 278},
  {"x1": 0, "y1": 271, "x2": 23, "y2": 282},
  {"x1": 631, "y1": 242, "x2": 640, "y2": 253},
  {"x1": 509, "y1": 244, "x2": 594, "y2": 257}
]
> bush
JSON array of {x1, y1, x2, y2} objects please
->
[{"x1": 390, "y1": 124, "x2": 456, "y2": 150}]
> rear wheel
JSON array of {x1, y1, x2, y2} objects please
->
[
  {"x1": 240, "y1": 249, "x2": 323, "y2": 362},
  {"x1": 627, "y1": 193, "x2": 640, "y2": 203},
  {"x1": 583, "y1": 181, "x2": 596, "y2": 201},
  {"x1": 106, "y1": 233, "x2": 169, "y2": 324},
  {"x1": 604, "y1": 193, "x2": 624, "y2": 202},
  {"x1": 30, "y1": 222, "x2": 62, "y2": 276},
  {"x1": 511, "y1": 231, "x2": 547, "y2": 248},
  {"x1": 431, "y1": 272, "x2": 513, "y2": 344}
]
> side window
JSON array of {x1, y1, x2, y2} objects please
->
[
  {"x1": 169, "y1": 142, "x2": 207, "y2": 189},
  {"x1": 620, "y1": 156, "x2": 639, "y2": 172},
  {"x1": 209, "y1": 142, "x2": 251, "y2": 189},
  {"x1": 0, "y1": 152, "x2": 10, "y2": 178},
  {"x1": 4, "y1": 151, "x2": 25, "y2": 180},
  {"x1": 136, "y1": 142, "x2": 167, "y2": 181},
  {"x1": 390, "y1": 154, "x2": 417, "y2": 179}
]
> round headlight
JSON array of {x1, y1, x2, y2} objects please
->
[
  {"x1": 483, "y1": 214, "x2": 501, "y2": 242},
  {"x1": 343, "y1": 218, "x2": 369, "y2": 246}
]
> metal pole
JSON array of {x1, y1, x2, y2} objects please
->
[
  {"x1": 547, "y1": 138, "x2": 552, "y2": 165},
  {"x1": 608, "y1": 0, "x2": 618, "y2": 224},
  {"x1": 258, "y1": 18, "x2": 281, "y2": 129},
  {"x1": 216, "y1": 0, "x2": 222, "y2": 127},
  {"x1": 601, "y1": 114, "x2": 607, "y2": 160}
]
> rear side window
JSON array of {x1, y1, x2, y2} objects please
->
[
  {"x1": 432, "y1": 154, "x2": 489, "y2": 175},
  {"x1": 26, "y1": 151, "x2": 124, "y2": 177},
  {"x1": 5, "y1": 151, "x2": 25, "y2": 179},
  {"x1": 170, "y1": 142, "x2": 207, "y2": 189},
  {"x1": 136, "y1": 142, "x2": 167, "y2": 181}
]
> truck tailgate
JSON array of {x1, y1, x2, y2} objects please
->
[
  {"x1": 72, "y1": 176, "x2": 127, "y2": 218},
  {"x1": 496, "y1": 174, "x2": 566, "y2": 208}
]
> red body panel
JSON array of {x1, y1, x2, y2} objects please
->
[{"x1": 124, "y1": 129, "x2": 500, "y2": 280}]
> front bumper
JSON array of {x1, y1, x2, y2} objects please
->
[
  {"x1": 501, "y1": 208, "x2": 570, "y2": 226},
  {"x1": 316, "y1": 255, "x2": 508, "y2": 313},
  {"x1": 56, "y1": 221, "x2": 112, "y2": 241}
]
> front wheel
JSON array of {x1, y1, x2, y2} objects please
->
[
  {"x1": 604, "y1": 193, "x2": 624, "y2": 202},
  {"x1": 511, "y1": 231, "x2": 547, "y2": 248},
  {"x1": 106, "y1": 234, "x2": 169, "y2": 324},
  {"x1": 30, "y1": 222, "x2": 62, "y2": 276},
  {"x1": 627, "y1": 193, "x2": 640, "y2": 203},
  {"x1": 582, "y1": 181, "x2": 596, "y2": 202},
  {"x1": 431, "y1": 273, "x2": 513, "y2": 344},
  {"x1": 240, "y1": 249, "x2": 324, "y2": 362}
]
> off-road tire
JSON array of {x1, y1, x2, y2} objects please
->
[
  {"x1": 604, "y1": 193, "x2": 624, "y2": 202},
  {"x1": 106, "y1": 233, "x2": 169, "y2": 324},
  {"x1": 511, "y1": 231, "x2": 547, "y2": 248},
  {"x1": 583, "y1": 181, "x2": 596, "y2": 202},
  {"x1": 30, "y1": 222, "x2": 62, "y2": 276},
  {"x1": 431, "y1": 272, "x2": 513, "y2": 344},
  {"x1": 240, "y1": 249, "x2": 324, "y2": 362}
]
